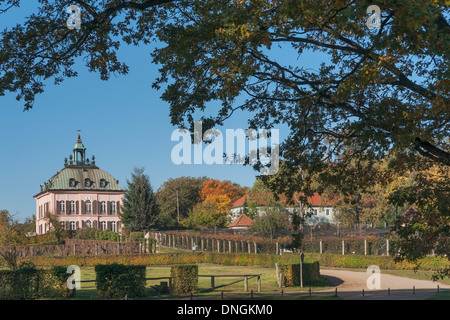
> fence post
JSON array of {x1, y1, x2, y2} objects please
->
[
  {"x1": 342, "y1": 240, "x2": 345, "y2": 255},
  {"x1": 254, "y1": 242, "x2": 257, "y2": 254},
  {"x1": 364, "y1": 239, "x2": 367, "y2": 256},
  {"x1": 244, "y1": 276, "x2": 248, "y2": 292},
  {"x1": 257, "y1": 275, "x2": 261, "y2": 292},
  {"x1": 386, "y1": 239, "x2": 390, "y2": 256},
  {"x1": 73, "y1": 244, "x2": 76, "y2": 255},
  {"x1": 248, "y1": 242, "x2": 251, "y2": 254},
  {"x1": 319, "y1": 240, "x2": 323, "y2": 254},
  {"x1": 276, "y1": 241, "x2": 279, "y2": 255},
  {"x1": 211, "y1": 276, "x2": 215, "y2": 289}
]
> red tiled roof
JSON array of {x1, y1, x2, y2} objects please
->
[
  {"x1": 231, "y1": 192, "x2": 336, "y2": 208},
  {"x1": 228, "y1": 214, "x2": 253, "y2": 228}
]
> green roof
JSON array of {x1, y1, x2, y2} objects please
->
[{"x1": 36, "y1": 165, "x2": 122, "y2": 196}]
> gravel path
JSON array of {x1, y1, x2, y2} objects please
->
[{"x1": 319, "y1": 268, "x2": 450, "y2": 300}]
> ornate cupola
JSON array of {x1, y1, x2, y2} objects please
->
[{"x1": 73, "y1": 133, "x2": 87, "y2": 165}]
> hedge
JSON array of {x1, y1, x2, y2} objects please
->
[
  {"x1": 17, "y1": 252, "x2": 449, "y2": 272},
  {"x1": 0, "y1": 266, "x2": 71, "y2": 300},
  {"x1": 307, "y1": 253, "x2": 450, "y2": 271},
  {"x1": 279, "y1": 261, "x2": 320, "y2": 287},
  {"x1": 95, "y1": 263, "x2": 146, "y2": 299},
  {"x1": 18, "y1": 252, "x2": 314, "y2": 268},
  {"x1": 171, "y1": 265, "x2": 198, "y2": 295}
]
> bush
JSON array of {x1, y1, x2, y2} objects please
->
[
  {"x1": 279, "y1": 261, "x2": 320, "y2": 287},
  {"x1": 95, "y1": 263, "x2": 146, "y2": 299},
  {"x1": 171, "y1": 265, "x2": 198, "y2": 295},
  {"x1": 74, "y1": 227, "x2": 97, "y2": 240},
  {"x1": 0, "y1": 266, "x2": 71, "y2": 300},
  {"x1": 95, "y1": 229, "x2": 120, "y2": 242}
]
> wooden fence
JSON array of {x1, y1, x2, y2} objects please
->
[
  {"x1": 149, "y1": 231, "x2": 393, "y2": 256},
  {"x1": 0, "y1": 239, "x2": 144, "y2": 257}
]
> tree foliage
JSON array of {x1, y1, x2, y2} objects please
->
[
  {"x1": 1, "y1": 1, "x2": 449, "y2": 260},
  {"x1": 249, "y1": 207, "x2": 289, "y2": 242},
  {"x1": 120, "y1": 167, "x2": 159, "y2": 232},
  {"x1": 155, "y1": 176, "x2": 208, "y2": 228},
  {"x1": 182, "y1": 178, "x2": 247, "y2": 230}
]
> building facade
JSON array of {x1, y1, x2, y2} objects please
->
[
  {"x1": 230, "y1": 193, "x2": 336, "y2": 226},
  {"x1": 35, "y1": 134, "x2": 124, "y2": 235}
]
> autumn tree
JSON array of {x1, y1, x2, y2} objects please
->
[
  {"x1": 182, "y1": 179, "x2": 247, "y2": 230},
  {"x1": 155, "y1": 176, "x2": 208, "y2": 228},
  {"x1": 250, "y1": 207, "x2": 289, "y2": 242},
  {"x1": 388, "y1": 166, "x2": 450, "y2": 266},
  {"x1": 0, "y1": 210, "x2": 30, "y2": 246},
  {"x1": 182, "y1": 195, "x2": 232, "y2": 231},
  {"x1": 199, "y1": 179, "x2": 247, "y2": 204},
  {"x1": 1, "y1": 1, "x2": 448, "y2": 260}
]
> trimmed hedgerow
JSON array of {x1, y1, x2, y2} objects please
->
[
  {"x1": 171, "y1": 265, "x2": 198, "y2": 295},
  {"x1": 279, "y1": 261, "x2": 320, "y2": 287},
  {"x1": 0, "y1": 266, "x2": 72, "y2": 300},
  {"x1": 95, "y1": 263, "x2": 146, "y2": 299},
  {"x1": 18, "y1": 252, "x2": 449, "y2": 272}
]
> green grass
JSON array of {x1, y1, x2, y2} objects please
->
[
  {"x1": 427, "y1": 290, "x2": 450, "y2": 300},
  {"x1": 72, "y1": 264, "x2": 334, "y2": 300}
]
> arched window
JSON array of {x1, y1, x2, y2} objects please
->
[
  {"x1": 70, "y1": 221, "x2": 76, "y2": 230},
  {"x1": 85, "y1": 200, "x2": 92, "y2": 214},
  {"x1": 60, "y1": 221, "x2": 66, "y2": 230},
  {"x1": 85, "y1": 220, "x2": 92, "y2": 228},
  {"x1": 110, "y1": 202, "x2": 116, "y2": 214},
  {"x1": 111, "y1": 221, "x2": 116, "y2": 232},
  {"x1": 101, "y1": 221, "x2": 107, "y2": 230}
]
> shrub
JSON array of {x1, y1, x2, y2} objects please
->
[
  {"x1": 171, "y1": 265, "x2": 198, "y2": 295},
  {"x1": 95, "y1": 229, "x2": 120, "y2": 242},
  {"x1": 279, "y1": 261, "x2": 320, "y2": 287},
  {"x1": 95, "y1": 263, "x2": 146, "y2": 299},
  {"x1": 0, "y1": 266, "x2": 71, "y2": 300}
]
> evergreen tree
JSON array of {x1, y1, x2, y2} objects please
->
[{"x1": 119, "y1": 167, "x2": 159, "y2": 232}]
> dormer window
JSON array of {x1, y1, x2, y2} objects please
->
[
  {"x1": 69, "y1": 178, "x2": 76, "y2": 187},
  {"x1": 99, "y1": 179, "x2": 108, "y2": 188},
  {"x1": 84, "y1": 179, "x2": 92, "y2": 187}
]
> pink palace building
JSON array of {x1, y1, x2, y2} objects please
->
[{"x1": 35, "y1": 134, "x2": 124, "y2": 235}]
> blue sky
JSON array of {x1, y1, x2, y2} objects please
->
[{"x1": 0, "y1": 3, "x2": 326, "y2": 222}]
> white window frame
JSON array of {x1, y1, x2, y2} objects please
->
[
  {"x1": 101, "y1": 201, "x2": 107, "y2": 214},
  {"x1": 85, "y1": 200, "x2": 92, "y2": 214},
  {"x1": 70, "y1": 201, "x2": 76, "y2": 214}
]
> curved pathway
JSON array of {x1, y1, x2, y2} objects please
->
[{"x1": 319, "y1": 268, "x2": 450, "y2": 300}]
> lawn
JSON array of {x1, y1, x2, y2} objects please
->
[{"x1": 74, "y1": 264, "x2": 335, "y2": 300}]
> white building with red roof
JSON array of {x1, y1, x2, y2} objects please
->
[{"x1": 230, "y1": 192, "x2": 337, "y2": 226}]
